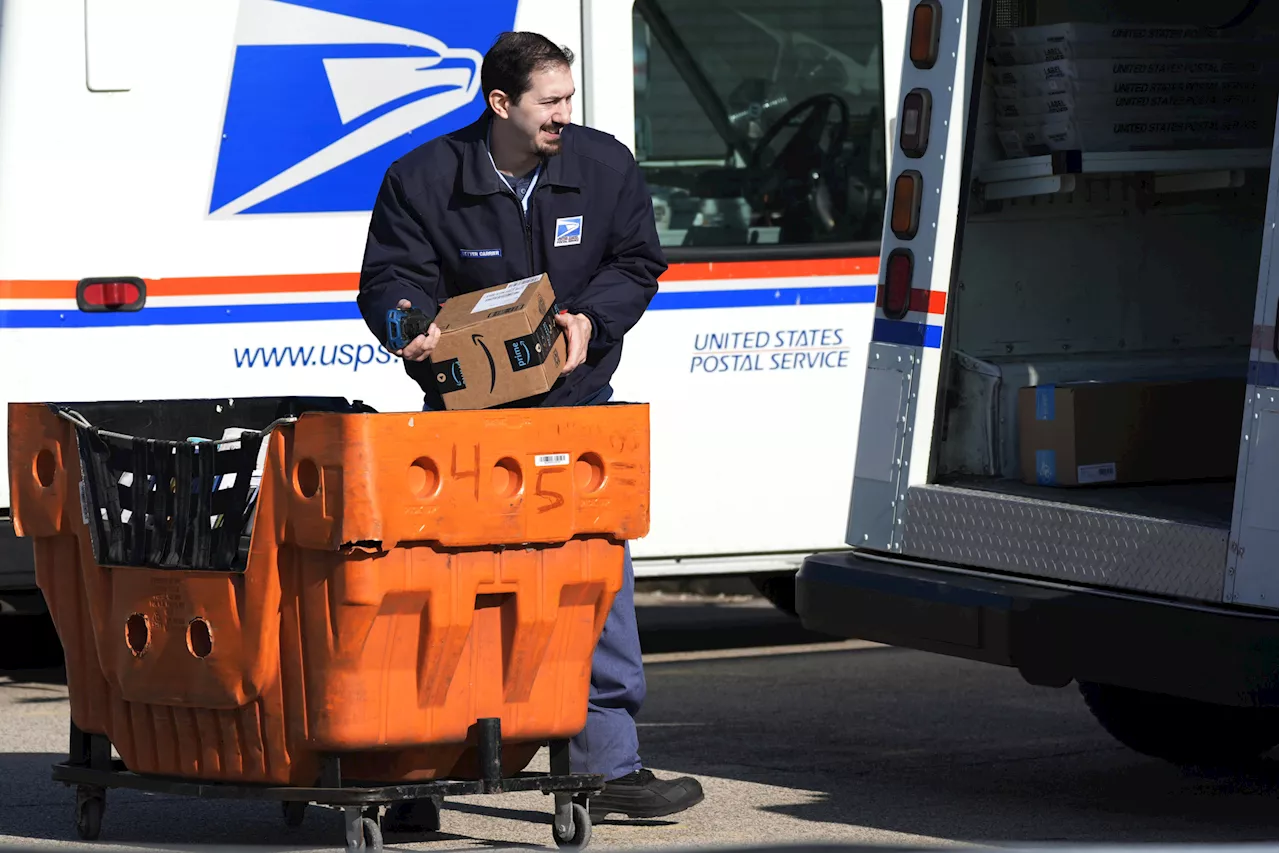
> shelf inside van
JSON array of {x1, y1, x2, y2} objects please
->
[{"x1": 976, "y1": 148, "x2": 1273, "y2": 201}]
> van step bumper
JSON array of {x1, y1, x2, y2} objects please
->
[
  {"x1": 796, "y1": 551, "x2": 1276, "y2": 708},
  {"x1": 0, "y1": 517, "x2": 42, "y2": 614}
]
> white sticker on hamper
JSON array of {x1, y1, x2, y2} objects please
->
[{"x1": 535, "y1": 453, "x2": 570, "y2": 467}]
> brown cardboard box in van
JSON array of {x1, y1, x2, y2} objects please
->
[
  {"x1": 1017, "y1": 378, "x2": 1245, "y2": 487},
  {"x1": 429, "y1": 274, "x2": 567, "y2": 410}
]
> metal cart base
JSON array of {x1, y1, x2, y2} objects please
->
[{"x1": 54, "y1": 717, "x2": 602, "y2": 851}]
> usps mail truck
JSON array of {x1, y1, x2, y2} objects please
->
[
  {"x1": 798, "y1": 0, "x2": 1278, "y2": 767},
  {"x1": 0, "y1": 0, "x2": 905, "y2": 619}
]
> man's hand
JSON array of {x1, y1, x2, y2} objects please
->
[
  {"x1": 393, "y1": 298, "x2": 440, "y2": 362},
  {"x1": 555, "y1": 311, "x2": 593, "y2": 375}
]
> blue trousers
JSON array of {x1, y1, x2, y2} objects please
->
[
  {"x1": 424, "y1": 385, "x2": 645, "y2": 782},
  {"x1": 572, "y1": 537, "x2": 645, "y2": 781}
]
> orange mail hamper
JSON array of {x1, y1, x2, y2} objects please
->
[{"x1": 7, "y1": 396, "x2": 650, "y2": 850}]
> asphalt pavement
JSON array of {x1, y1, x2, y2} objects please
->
[{"x1": 0, "y1": 592, "x2": 1274, "y2": 851}]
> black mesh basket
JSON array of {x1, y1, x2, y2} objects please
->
[
  {"x1": 72, "y1": 425, "x2": 266, "y2": 571},
  {"x1": 54, "y1": 396, "x2": 376, "y2": 572}
]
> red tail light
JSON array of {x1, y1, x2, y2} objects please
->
[
  {"x1": 882, "y1": 250, "x2": 913, "y2": 320},
  {"x1": 77, "y1": 277, "x2": 146, "y2": 312}
]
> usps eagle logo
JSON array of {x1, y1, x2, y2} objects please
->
[
  {"x1": 209, "y1": 0, "x2": 517, "y2": 216},
  {"x1": 554, "y1": 215, "x2": 583, "y2": 247}
]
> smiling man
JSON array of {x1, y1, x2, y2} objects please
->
[
  {"x1": 358, "y1": 31, "x2": 667, "y2": 412},
  {"x1": 356, "y1": 32, "x2": 704, "y2": 830}
]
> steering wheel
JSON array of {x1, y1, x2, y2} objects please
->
[{"x1": 743, "y1": 93, "x2": 850, "y2": 237}]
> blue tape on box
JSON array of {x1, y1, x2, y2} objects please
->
[
  {"x1": 1035, "y1": 385, "x2": 1056, "y2": 421},
  {"x1": 1035, "y1": 449, "x2": 1057, "y2": 486}
]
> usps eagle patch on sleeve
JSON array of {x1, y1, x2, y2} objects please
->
[{"x1": 554, "y1": 215, "x2": 583, "y2": 247}]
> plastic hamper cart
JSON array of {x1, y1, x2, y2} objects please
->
[{"x1": 6, "y1": 395, "x2": 651, "y2": 851}]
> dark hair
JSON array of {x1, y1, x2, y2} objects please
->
[{"x1": 481, "y1": 32, "x2": 575, "y2": 105}]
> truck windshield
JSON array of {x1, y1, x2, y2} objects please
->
[{"x1": 632, "y1": 0, "x2": 886, "y2": 251}]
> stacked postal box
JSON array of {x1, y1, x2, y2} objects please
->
[{"x1": 985, "y1": 22, "x2": 1278, "y2": 159}]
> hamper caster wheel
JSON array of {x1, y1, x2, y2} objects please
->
[
  {"x1": 552, "y1": 801, "x2": 591, "y2": 849},
  {"x1": 75, "y1": 786, "x2": 105, "y2": 841},
  {"x1": 359, "y1": 816, "x2": 383, "y2": 852},
  {"x1": 344, "y1": 811, "x2": 383, "y2": 852},
  {"x1": 282, "y1": 800, "x2": 307, "y2": 827}
]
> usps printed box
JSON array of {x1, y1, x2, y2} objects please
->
[
  {"x1": 429, "y1": 274, "x2": 568, "y2": 410},
  {"x1": 989, "y1": 58, "x2": 1276, "y2": 99}
]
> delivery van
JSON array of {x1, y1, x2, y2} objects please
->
[
  {"x1": 798, "y1": 0, "x2": 1278, "y2": 766},
  {"x1": 0, "y1": 0, "x2": 906, "y2": 619}
]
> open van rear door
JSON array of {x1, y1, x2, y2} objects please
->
[
  {"x1": 844, "y1": 0, "x2": 982, "y2": 552},
  {"x1": 1226, "y1": 118, "x2": 1280, "y2": 610}
]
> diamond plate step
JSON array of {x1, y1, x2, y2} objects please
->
[{"x1": 902, "y1": 483, "x2": 1230, "y2": 602}]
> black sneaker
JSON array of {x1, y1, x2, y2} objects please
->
[{"x1": 589, "y1": 768, "x2": 704, "y2": 820}]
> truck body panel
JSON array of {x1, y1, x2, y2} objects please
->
[{"x1": 0, "y1": 0, "x2": 903, "y2": 605}]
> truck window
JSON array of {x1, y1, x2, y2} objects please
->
[{"x1": 632, "y1": 0, "x2": 886, "y2": 254}]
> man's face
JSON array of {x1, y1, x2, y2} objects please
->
[{"x1": 500, "y1": 63, "x2": 574, "y2": 157}]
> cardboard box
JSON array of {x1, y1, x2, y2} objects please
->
[
  {"x1": 429, "y1": 274, "x2": 567, "y2": 410},
  {"x1": 1017, "y1": 378, "x2": 1245, "y2": 487},
  {"x1": 995, "y1": 115, "x2": 1272, "y2": 158},
  {"x1": 989, "y1": 58, "x2": 1278, "y2": 96}
]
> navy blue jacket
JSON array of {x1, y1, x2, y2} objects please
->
[{"x1": 357, "y1": 114, "x2": 666, "y2": 409}]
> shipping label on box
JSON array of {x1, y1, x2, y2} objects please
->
[{"x1": 429, "y1": 274, "x2": 568, "y2": 410}]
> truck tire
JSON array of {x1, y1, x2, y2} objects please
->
[
  {"x1": 0, "y1": 612, "x2": 64, "y2": 670},
  {"x1": 750, "y1": 572, "x2": 798, "y2": 618},
  {"x1": 1079, "y1": 681, "x2": 1278, "y2": 769}
]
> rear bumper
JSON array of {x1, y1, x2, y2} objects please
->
[
  {"x1": 796, "y1": 550, "x2": 1277, "y2": 708},
  {"x1": 0, "y1": 516, "x2": 43, "y2": 613}
]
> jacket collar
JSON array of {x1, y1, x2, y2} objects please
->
[
  {"x1": 459, "y1": 113, "x2": 582, "y2": 196},
  {"x1": 543, "y1": 126, "x2": 582, "y2": 190}
]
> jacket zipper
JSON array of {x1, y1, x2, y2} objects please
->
[
  {"x1": 505, "y1": 188, "x2": 535, "y2": 278},
  {"x1": 522, "y1": 213, "x2": 534, "y2": 277},
  {"x1": 523, "y1": 186, "x2": 539, "y2": 278}
]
